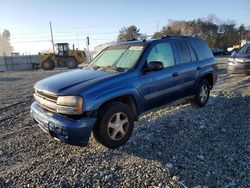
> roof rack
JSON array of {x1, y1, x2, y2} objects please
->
[
  {"x1": 161, "y1": 35, "x2": 200, "y2": 39},
  {"x1": 161, "y1": 35, "x2": 186, "y2": 39},
  {"x1": 126, "y1": 38, "x2": 137, "y2": 42},
  {"x1": 126, "y1": 38, "x2": 147, "y2": 42}
]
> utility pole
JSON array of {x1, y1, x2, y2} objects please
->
[
  {"x1": 86, "y1": 36, "x2": 91, "y2": 62},
  {"x1": 49, "y1": 21, "x2": 55, "y2": 54},
  {"x1": 76, "y1": 32, "x2": 80, "y2": 49},
  {"x1": 157, "y1": 20, "x2": 159, "y2": 33}
]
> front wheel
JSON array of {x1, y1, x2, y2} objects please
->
[
  {"x1": 194, "y1": 79, "x2": 211, "y2": 107},
  {"x1": 93, "y1": 102, "x2": 134, "y2": 148}
]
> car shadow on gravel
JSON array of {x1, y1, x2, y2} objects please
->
[{"x1": 119, "y1": 95, "x2": 250, "y2": 187}]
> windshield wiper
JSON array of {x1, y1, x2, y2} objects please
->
[
  {"x1": 85, "y1": 64, "x2": 101, "y2": 70},
  {"x1": 86, "y1": 64, "x2": 127, "y2": 72},
  {"x1": 113, "y1": 67, "x2": 127, "y2": 72},
  {"x1": 102, "y1": 65, "x2": 127, "y2": 72}
]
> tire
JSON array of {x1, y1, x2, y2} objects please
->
[
  {"x1": 194, "y1": 79, "x2": 211, "y2": 107},
  {"x1": 65, "y1": 57, "x2": 78, "y2": 69},
  {"x1": 93, "y1": 102, "x2": 134, "y2": 148},
  {"x1": 41, "y1": 60, "x2": 55, "y2": 70}
]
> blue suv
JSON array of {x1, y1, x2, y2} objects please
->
[{"x1": 31, "y1": 36, "x2": 218, "y2": 148}]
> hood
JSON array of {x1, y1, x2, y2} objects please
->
[
  {"x1": 34, "y1": 69, "x2": 114, "y2": 95},
  {"x1": 231, "y1": 52, "x2": 250, "y2": 59}
]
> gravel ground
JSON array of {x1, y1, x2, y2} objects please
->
[{"x1": 0, "y1": 58, "x2": 249, "y2": 188}]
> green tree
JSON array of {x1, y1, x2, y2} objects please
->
[
  {"x1": 238, "y1": 24, "x2": 247, "y2": 41},
  {"x1": 117, "y1": 25, "x2": 141, "y2": 42},
  {"x1": 217, "y1": 24, "x2": 239, "y2": 48},
  {"x1": 152, "y1": 32, "x2": 163, "y2": 39},
  {"x1": 246, "y1": 26, "x2": 250, "y2": 40},
  {"x1": 162, "y1": 23, "x2": 182, "y2": 35}
]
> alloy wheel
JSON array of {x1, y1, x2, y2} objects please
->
[
  {"x1": 199, "y1": 84, "x2": 209, "y2": 103},
  {"x1": 107, "y1": 112, "x2": 129, "y2": 140}
]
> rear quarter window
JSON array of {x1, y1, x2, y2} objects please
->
[{"x1": 189, "y1": 39, "x2": 213, "y2": 60}]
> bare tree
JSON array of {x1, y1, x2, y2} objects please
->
[
  {"x1": 0, "y1": 29, "x2": 13, "y2": 56},
  {"x1": 152, "y1": 17, "x2": 249, "y2": 49}
]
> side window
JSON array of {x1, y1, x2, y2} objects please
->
[
  {"x1": 187, "y1": 42, "x2": 198, "y2": 62},
  {"x1": 246, "y1": 45, "x2": 250, "y2": 53},
  {"x1": 147, "y1": 42, "x2": 175, "y2": 68},
  {"x1": 175, "y1": 40, "x2": 192, "y2": 64},
  {"x1": 189, "y1": 39, "x2": 213, "y2": 60}
]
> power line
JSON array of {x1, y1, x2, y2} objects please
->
[
  {"x1": 11, "y1": 40, "x2": 50, "y2": 43},
  {"x1": 52, "y1": 20, "x2": 160, "y2": 29},
  {"x1": 11, "y1": 38, "x2": 116, "y2": 44}
]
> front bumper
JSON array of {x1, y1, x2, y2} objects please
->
[
  {"x1": 227, "y1": 62, "x2": 250, "y2": 74},
  {"x1": 31, "y1": 102, "x2": 96, "y2": 146}
]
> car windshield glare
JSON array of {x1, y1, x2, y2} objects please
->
[{"x1": 90, "y1": 45, "x2": 144, "y2": 69}]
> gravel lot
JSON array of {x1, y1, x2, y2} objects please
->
[{"x1": 0, "y1": 58, "x2": 250, "y2": 188}]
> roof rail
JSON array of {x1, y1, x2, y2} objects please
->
[
  {"x1": 161, "y1": 35, "x2": 200, "y2": 39},
  {"x1": 126, "y1": 38, "x2": 137, "y2": 42},
  {"x1": 161, "y1": 35, "x2": 186, "y2": 39}
]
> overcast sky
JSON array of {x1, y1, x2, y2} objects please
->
[{"x1": 0, "y1": 0, "x2": 249, "y2": 54}]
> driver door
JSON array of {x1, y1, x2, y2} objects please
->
[{"x1": 141, "y1": 42, "x2": 181, "y2": 111}]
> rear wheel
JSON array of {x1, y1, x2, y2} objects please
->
[
  {"x1": 41, "y1": 59, "x2": 55, "y2": 70},
  {"x1": 65, "y1": 57, "x2": 78, "y2": 69},
  {"x1": 194, "y1": 79, "x2": 211, "y2": 107},
  {"x1": 93, "y1": 102, "x2": 134, "y2": 148}
]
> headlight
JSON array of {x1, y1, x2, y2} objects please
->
[
  {"x1": 235, "y1": 58, "x2": 244, "y2": 62},
  {"x1": 57, "y1": 96, "x2": 83, "y2": 114},
  {"x1": 235, "y1": 58, "x2": 250, "y2": 63}
]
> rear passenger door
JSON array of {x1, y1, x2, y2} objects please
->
[{"x1": 174, "y1": 39, "x2": 198, "y2": 97}]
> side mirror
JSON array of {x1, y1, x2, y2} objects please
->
[{"x1": 144, "y1": 61, "x2": 164, "y2": 73}]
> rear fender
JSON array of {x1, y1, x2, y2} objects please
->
[{"x1": 195, "y1": 68, "x2": 215, "y2": 89}]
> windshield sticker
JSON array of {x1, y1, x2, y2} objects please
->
[{"x1": 129, "y1": 46, "x2": 143, "y2": 51}]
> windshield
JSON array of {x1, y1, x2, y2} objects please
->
[
  {"x1": 238, "y1": 44, "x2": 250, "y2": 54},
  {"x1": 90, "y1": 45, "x2": 144, "y2": 69}
]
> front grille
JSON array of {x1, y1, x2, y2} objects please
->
[
  {"x1": 36, "y1": 90, "x2": 57, "y2": 103},
  {"x1": 34, "y1": 90, "x2": 58, "y2": 112}
]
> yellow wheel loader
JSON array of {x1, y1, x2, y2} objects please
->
[{"x1": 38, "y1": 43, "x2": 86, "y2": 70}]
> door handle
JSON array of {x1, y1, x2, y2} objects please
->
[
  {"x1": 197, "y1": 66, "x2": 202, "y2": 70},
  {"x1": 172, "y1": 72, "x2": 178, "y2": 77}
]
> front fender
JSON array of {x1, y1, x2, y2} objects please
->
[{"x1": 84, "y1": 86, "x2": 143, "y2": 114}]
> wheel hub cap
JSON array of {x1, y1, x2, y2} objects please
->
[
  {"x1": 200, "y1": 84, "x2": 208, "y2": 103},
  {"x1": 107, "y1": 112, "x2": 129, "y2": 140}
]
